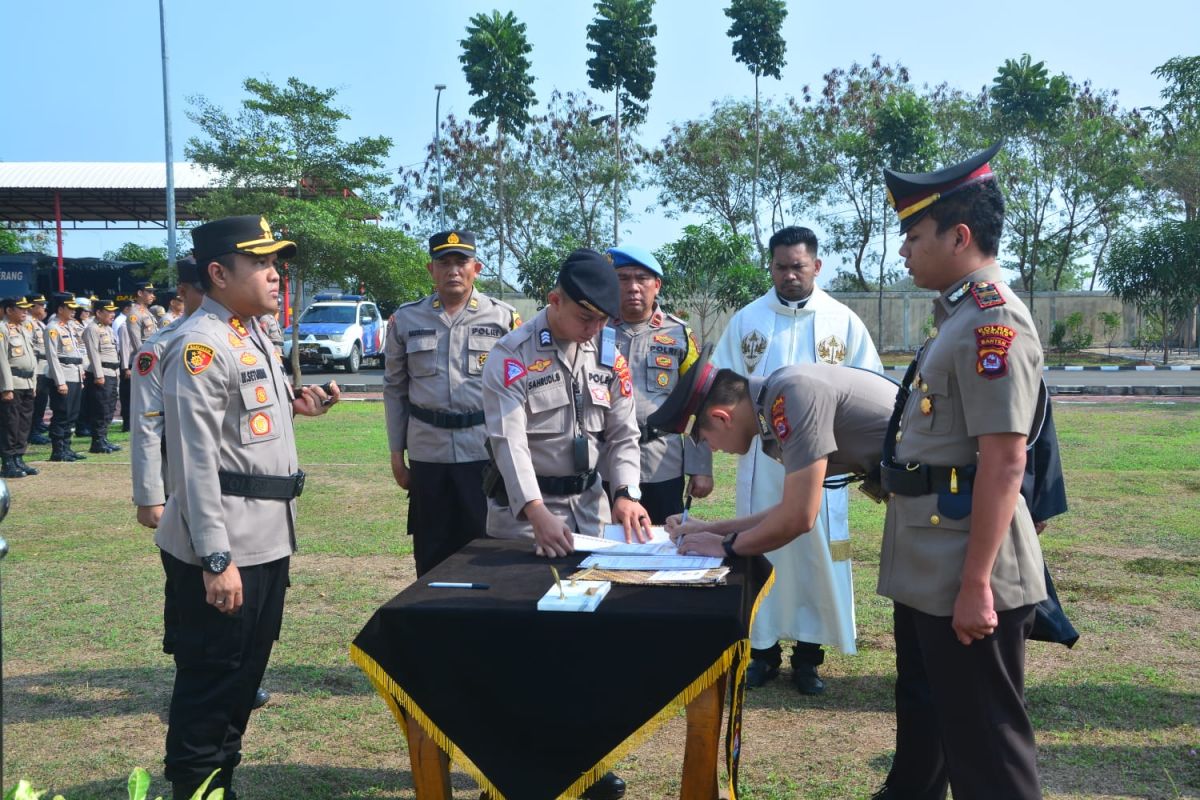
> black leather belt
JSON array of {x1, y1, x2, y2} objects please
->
[
  {"x1": 218, "y1": 469, "x2": 306, "y2": 500},
  {"x1": 410, "y1": 404, "x2": 485, "y2": 429},
  {"x1": 11, "y1": 368, "x2": 33, "y2": 379},
  {"x1": 638, "y1": 424, "x2": 662, "y2": 444},
  {"x1": 58, "y1": 356, "x2": 83, "y2": 365},
  {"x1": 880, "y1": 461, "x2": 975, "y2": 497},
  {"x1": 101, "y1": 360, "x2": 120, "y2": 369},
  {"x1": 536, "y1": 470, "x2": 598, "y2": 496}
]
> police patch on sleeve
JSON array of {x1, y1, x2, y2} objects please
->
[
  {"x1": 184, "y1": 343, "x2": 216, "y2": 375},
  {"x1": 136, "y1": 351, "x2": 157, "y2": 376},
  {"x1": 613, "y1": 352, "x2": 633, "y2": 397},
  {"x1": 770, "y1": 395, "x2": 790, "y2": 440},
  {"x1": 504, "y1": 358, "x2": 527, "y2": 386},
  {"x1": 976, "y1": 325, "x2": 1015, "y2": 379}
]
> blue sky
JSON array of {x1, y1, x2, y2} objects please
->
[{"x1": 3, "y1": 0, "x2": 1196, "y2": 284}]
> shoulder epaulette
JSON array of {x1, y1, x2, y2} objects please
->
[{"x1": 969, "y1": 282, "x2": 1005, "y2": 309}]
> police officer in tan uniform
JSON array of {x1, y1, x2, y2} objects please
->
[
  {"x1": 46, "y1": 292, "x2": 88, "y2": 462},
  {"x1": 258, "y1": 312, "x2": 284, "y2": 359},
  {"x1": 125, "y1": 281, "x2": 159, "y2": 358},
  {"x1": 82, "y1": 299, "x2": 122, "y2": 453},
  {"x1": 872, "y1": 144, "x2": 1047, "y2": 800},
  {"x1": 0, "y1": 297, "x2": 40, "y2": 477},
  {"x1": 605, "y1": 245, "x2": 712, "y2": 524},
  {"x1": 384, "y1": 230, "x2": 522, "y2": 575},
  {"x1": 25, "y1": 293, "x2": 52, "y2": 445},
  {"x1": 155, "y1": 215, "x2": 338, "y2": 800}
]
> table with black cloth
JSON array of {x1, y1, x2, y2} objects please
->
[{"x1": 351, "y1": 538, "x2": 774, "y2": 800}]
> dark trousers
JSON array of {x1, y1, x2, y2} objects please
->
[
  {"x1": 408, "y1": 459, "x2": 488, "y2": 577},
  {"x1": 602, "y1": 475, "x2": 685, "y2": 526},
  {"x1": 31, "y1": 375, "x2": 49, "y2": 433},
  {"x1": 48, "y1": 381, "x2": 81, "y2": 442},
  {"x1": 78, "y1": 373, "x2": 97, "y2": 432},
  {"x1": 86, "y1": 373, "x2": 118, "y2": 439},
  {"x1": 161, "y1": 551, "x2": 289, "y2": 788},
  {"x1": 750, "y1": 640, "x2": 824, "y2": 668},
  {"x1": 119, "y1": 373, "x2": 131, "y2": 431},
  {"x1": 0, "y1": 389, "x2": 34, "y2": 456},
  {"x1": 885, "y1": 602, "x2": 1041, "y2": 800}
]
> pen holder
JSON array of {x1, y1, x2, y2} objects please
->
[{"x1": 536, "y1": 580, "x2": 611, "y2": 612}]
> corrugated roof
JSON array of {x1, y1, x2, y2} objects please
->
[{"x1": 0, "y1": 162, "x2": 220, "y2": 190}]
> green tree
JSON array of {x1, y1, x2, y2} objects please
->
[
  {"x1": 460, "y1": 10, "x2": 538, "y2": 298},
  {"x1": 0, "y1": 229, "x2": 20, "y2": 255},
  {"x1": 656, "y1": 223, "x2": 765, "y2": 342},
  {"x1": 586, "y1": 0, "x2": 658, "y2": 244},
  {"x1": 103, "y1": 242, "x2": 168, "y2": 282},
  {"x1": 1146, "y1": 56, "x2": 1200, "y2": 222},
  {"x1": 724, "y1": 0, "x2": 787, "y2": 259},
  {"x1": 1100, "y1": 219, "x2": 1200, "y2": 363}
]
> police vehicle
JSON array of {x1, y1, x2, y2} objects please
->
[{"x1": 282, "y1": 293, "x2": 385, "y2": 373}]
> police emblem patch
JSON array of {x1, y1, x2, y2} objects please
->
[
  {"x1": 249, "y1": 412, "x2": 272, "y2": 436},
  {"x1": 656, "y1": 371, "x2": 670, "y2": 387},
  {"x1": 255, "y1": 386, "x2": 269, "y2": 404},
  {"x1": 183, "y1": 343, "x2": 215, "y2": 375},
  {"x1": 528, "y1": 358, "x2": 552, "y2": 372},
  {"x1": 975, "y1": 324, "x2": 1016, "y2": 379},
  {"x1": 770, "y1": 396, "x2": 790, "y2": 440},
  {"x1": 816, "y1": 335, "x2": 847, "y2": 365},
  {"x1": 741, "y1": 330, "x2": 767, "y2": 372},
  {"x1": 136, "y1": 352, "x2": 157, "y2": 376},
  {"x1": 504, "y1": 358, "x2": 527, "y2": 386},
  {"x1": 654, "y1": 355, "x2": 672, "y2": 368},
  {"x1": 240, "y1": 352, "x2": 258, "y2": 366},
  {"x1": 478, "y1": 352, "x2": 488, "y2": 368},
  {"x1": 652, "y1": 333, "x2": 677, "y2": 346}
]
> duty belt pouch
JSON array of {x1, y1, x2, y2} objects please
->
[
  {"x1": 936, "y1": 468, "x2": 973, "y2": 520},
  {"x1": 481, "y1": 440, "x2": 509, "y2": 507},
  {"x1": 858, "y1": 468, "x2": 887, "y2": 504}
]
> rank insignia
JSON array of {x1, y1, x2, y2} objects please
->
[
  {"x1": 975, "y1": 324, "x2": 1016, "y2": 379},
  {"x1": 652, "y1": 333, "x2": 677, "y2": 346},
  {"x1": 970, "y1": 282, "x2": 1006, "y2": 309},
  {"x1": 770, "y1": 396, "x2": 790, "y2": 440},
  {"x1": 432, "y1": 298, "x2": 442, "y2": 309},
  {"x1": 655, "y1": 355, "x2": 673, "y2": 368},
  {"x1": 528, "y1": 358, "x2": 552, "y2": 372},
  {"x1": 229, "y1": 317, "x2": 249, "y2": 337},
  {"x1": 469, "y1": 297, "x2": 479, "y2": 310},
  {"x1": 920, "y1": 397, "x2": 933, "y2": 415},
  {"x1": 650, "y1": 310, "x2": 664, "y2": 328},
  {"x1": 184, "y1": 343, "x2": 215, "y2": 375},
  {"x1": 255, "y1": 386, "x2": 269, "y2": 404},
  {"x1": 249, "y1": 411, "x2": 272, "y2": 436},
  {"x1": 591, "y1": 386, "x2": 610, "y2": 403},
  {"x1": 228, "y1": 333, "x2": 246, "y2": 347},
  {"x1": 240, "y1": 352, "x2": 258, "y2": 366},
  {"x1": 478, "y1": 352, "x2": 488, "y2": 368},
  {"x1": 135, "y1": 352, "x2": 156, "y2": 376},
  {"x1": 538, "y1": 328, "x2": 553, "y2": 347},
  {"x1": 504, "y1": 358, "x2": 527, "y2": 386},
  {"x1": 656, "y1": 371, "x2": 670, "y2": 387}
]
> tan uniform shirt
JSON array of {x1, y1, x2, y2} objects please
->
[
  {"x1": 155, "y1": 296, "x2": 299, "y2": 567},
  {"x1": 0, "y1": 321, "x2": 37, "y2": 392},
  {"x1": 125, "y1": 304, "x2": 159, "y2": 357},
  {"x1": 609, "y1": 307, "x2": 711, "y2": 483},
  {"x1": 878, "y1": 265, "x2": 1048, "y2": 616},
  {"x1": 384, "y1": 289, "x2": 520, "y2": 463},
  {"x1": 23, "y1": 318, "x2": 48, "y2": 378},
  {"x1": 83, "y1": 322, "x2": 120, "y2": 378},
  {"x1": 46, "y1": 318, "x2": 87, "y2": 383},
  {"x1": 130, "y1": 317, "x2": 187, "y2": 507},
  {"x1": 749, "y1": 364, "x2": 894, "y2": 476},
  {"x1": 482, "y1": 307, "x2": 641, "y2": 539}
]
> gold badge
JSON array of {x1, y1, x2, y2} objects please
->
[
  {"x1": 229, "y1": 317, "x2": 249, "y2": 337},
  {"x1": 228, "y1": 333, "x2": 246, "y2": 347},
  {"x1": 656, "y1": 371, "x2": 669, "y2": 387},
  {"x1": 478, "y1": 352, "x2": 488, "y2": 368},
  {"x1": 249, "y1": 411, "x2": 272, "y2": 436},
  {"x1": 255, "y1": 386, "x2": 269, "y2": 404},
  {"x1": 528, "y1": 358, "x2": 552, "y2": 372},
  {"x1": 447, "y1": 232, "x2": 460, "y2": 245},
  {"x1": 240, "y1": 352, "x2": 258, "y2": 366},
  {"x1": 920, "y1": 397, "x2": 932, "y2": 416},
  {"x1": 259, "y1": 216, "x2": 273, "y2": 238},
  {"x1": 816, "y1": 335, "x2": 846, "y2": 365}
]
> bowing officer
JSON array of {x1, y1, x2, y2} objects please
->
[
  {"x1": 46, "y1": 292, "x2": 88, "y2": 462},
  {"x1": 384, "y1": 230, "x2": 522, "y2": 575},
  {"x1": 872, "y1": 143, "x2": 1047, "y2": 800},
  {"x1": 0, "y1": 297, "x2": 40, "y2": 477},
  {"x1": 605, "y1": 245, "x2": 712, "y2": 523}
]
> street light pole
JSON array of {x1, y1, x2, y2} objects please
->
[
  {"x1": 434, "y1": 84, "x2": 447, "y2": 232},
  {"x1": 158, "y1": 0, "x2": 177, "y2": 282}
]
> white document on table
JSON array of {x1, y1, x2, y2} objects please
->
[
  {"x1": 602, "y1": 523, "x2": 671, "y2": 543},
  {"x1": 572, "y1": 533, "x2": 676, "y2": 555},
  {"x1": 577, "y1": 553, "x2": 725, "y2": 571}
]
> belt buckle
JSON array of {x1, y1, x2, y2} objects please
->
[{"x1": 905, "y1": 462, "x2": 920, "y2": 472}]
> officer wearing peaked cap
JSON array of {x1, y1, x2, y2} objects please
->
[
  {"x1": 23, "y1": 293, "x2": 52, "y2": 445},
  {"x1": 126, "y1": 280, "x2": 159, "y2": 358},
  {"x1": 383, "y1": 230, "x2": 521, "y2": 576},
  {"x1": 873, "y1": 142, "x2": 1047, "y2": 800},
  {"x1": 45, "y1": 292, "x2": 89, "y2": 461},
  {"x1": 0, "y1": 297, "x2": 40, "y2": 477},
  {"x1": 81, "y1": 299, "x2": 122, "y2": 453},
  {"x1": 604, "y1": 244, "x2": 713, "y2": 524}
]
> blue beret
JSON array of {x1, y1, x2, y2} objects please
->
[{"x1": 607, "y1": 245, "x2": 663, "y2": 277}]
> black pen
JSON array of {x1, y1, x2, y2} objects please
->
[
  {"x1": 429, "y1": 582, "x2": 490, "y2": 590},
  {"x1": 681, "y1": 494, "x2": 693, "y2": 524}
]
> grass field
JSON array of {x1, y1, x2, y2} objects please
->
[{"x1": 3, "y1": 400, "x2": 1198, "y2": 799}]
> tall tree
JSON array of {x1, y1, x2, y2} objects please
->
[
  {"x1": 1146, "y1": 56, "x2": 1200, "y2": 222},
  {"x1": 586, "y1": 0, "x2": 658, "y2": 244},
  {"x1": 724, "y1": 0, "x2": 787, "y2": 260},
  {"x1": 103, "y1": 242, "x2": 168, "y2": 282},
  {"x1": 460, "y1": 10, "x2": 537, "y2": 299}
]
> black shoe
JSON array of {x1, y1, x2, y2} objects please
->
[
  {"x1": 791, "y1": 663, "x2": 826, "y2": 695},
  {"x1": 74, "y1": 428, "x2": 92, "y2": 438},
  {"x1": 1, "y1": 457, "x2": 26, "y2": 478},
  {"x1": 27, "y1": 432, "x2": 50, "y2": 445},
  {"x1": 89, "y1": 439, "x2": 108, "y2": 454},
  {"x1": 103, "y1": 438, "x2": 122, "y2": 452},
  {"x1": 252, "y1": 687, "x2": 270, "y2": 709},
  {"x1": 49, "y1": 442, "x2": 68, "y2": 462},
  {"x1": 580, "y1": 772, "x2": 626, "y2": 800},
  {"x1": 745, "y1": 658, "x2": 780, "y2": 688},
  {"x1": 15, "y1": 456, "x2": 38, "y2": 475},
  {"x1": 65, "y1": 447, "x2": 86, "y2": 461}
]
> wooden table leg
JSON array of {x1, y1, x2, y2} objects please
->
[
  {"x1": 402, "y1": 709, "x2": 453, "y2": 800},
  {"x1": 680, "y1": 672, "x2": 728, "y2": 800}
]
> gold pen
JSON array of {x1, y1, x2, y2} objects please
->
[{"x1": 550, "y1": 566, "x2": 566, "y2": 600}]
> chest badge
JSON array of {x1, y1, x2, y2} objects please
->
[
  {"x1": 920, "y1": 397, "x2": 933, "y2": 416},
  {"x1": 255, "y1": 386, "x2": 269, "y2": 404},
  {"x1": 816, "y1": 334, "x2": 847, "y2": 365},
  {"x1": 741, "y1": 330, "x2": 767, "y2": 372},
  {"x1": 249, "y1": 411, "x2": 272, "y2": 436},
  {"x1": 240, "y1": 352, "x2": 258, "y2": 366}
]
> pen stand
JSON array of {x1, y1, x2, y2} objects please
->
[{"x1": 537, "y1": 580, "x2": 611, "y2": 612}]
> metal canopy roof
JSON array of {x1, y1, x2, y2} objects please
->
[{"x1": 0, "y1": 162, "x2": 221, "y2": 230}]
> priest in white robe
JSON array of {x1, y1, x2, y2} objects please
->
[{"x1": 711, "y1": 226, "x2": 883, "y2": 693}]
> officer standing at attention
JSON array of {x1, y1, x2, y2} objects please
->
[
  {"x1": 116, "y1": 299, "x2": 135, "y2": 433},
  {"x1": 605, "y1": 245, "x2": 712, "y2": 523},
  {"x1": 0, "y1": 297, "x2": 41, "y2": 477},
  {"x1": 155, "y1": 215, "x2": 338, "y2": 800},
  {"x1": 872, "y1": 143, "x2": 1047, "y2": 800},
  {"x1": 384, "y1": 230, "x2": 522, "y2": 575},
  {"x1": 46, "y1": 293, "x2": 88, "y2": 462},
  {"x1": 24, "y1": 293, "x2": 52, "y2": 445},
  {"x1": 82, "y1": 299, "x2": 122, "y2": 453}
]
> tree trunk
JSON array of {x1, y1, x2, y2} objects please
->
[{"x1": 751, "y1": 71, "x2": 764, "y2": 264}]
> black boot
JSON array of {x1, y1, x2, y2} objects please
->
[
  {"x1": 49, "y1": 440, "x2": 69, "y2": 462},
  {"x1": 15, "y1": 455, "x2": 38, "y2": 475},
  {"x1": 90, "y1": 437, "x2": 108, "y2": 454},
  {"x1": 580, "y1": 772, "x2": 626, "y2": 800},
  {"x1": 64, "y1": 443, "x2": 86, "y2": 461},
  {"x1": 103, "y1": 437, "x2": 122, "y2": 452},
  {"x1": 1, "y1": 456, "x2": 26, "y2": 478},
  {"x1": 27, "y1": 431, "x2": 50, "y2": 445}
]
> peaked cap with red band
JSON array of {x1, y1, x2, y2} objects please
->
[
  {"x1": 646, "y1": 343, "x2": 719, "y2": 442},
  {"x1": 885, "y1": 141, "x2": 1003, "y2": 233}
]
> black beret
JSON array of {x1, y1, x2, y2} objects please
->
[
  {"x1": 885, "y1": 141, "x2": 1003, "y2": 233},
  {"x1": 646, "y1": 343, "x2": 719, "y2": 441},
  {"x1": 192, "y1": 215, "x2": 297, "y2": 264},
  {"x1": 558, "y1": 248, "x2": 620, "y2": 319},
  {"x1": 429, "y1": 230, "x2": 477, "y2": 258}
]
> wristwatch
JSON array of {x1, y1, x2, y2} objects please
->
[
  {"x1": 721, "y1": 532, "x2": 740, "y2": 559},
  {"x1": 613, "y1": 485, "x2": 642, "y2": 503},
  {"x1": 201, "y1": 551, "x2": 232, "y2": 574}
]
